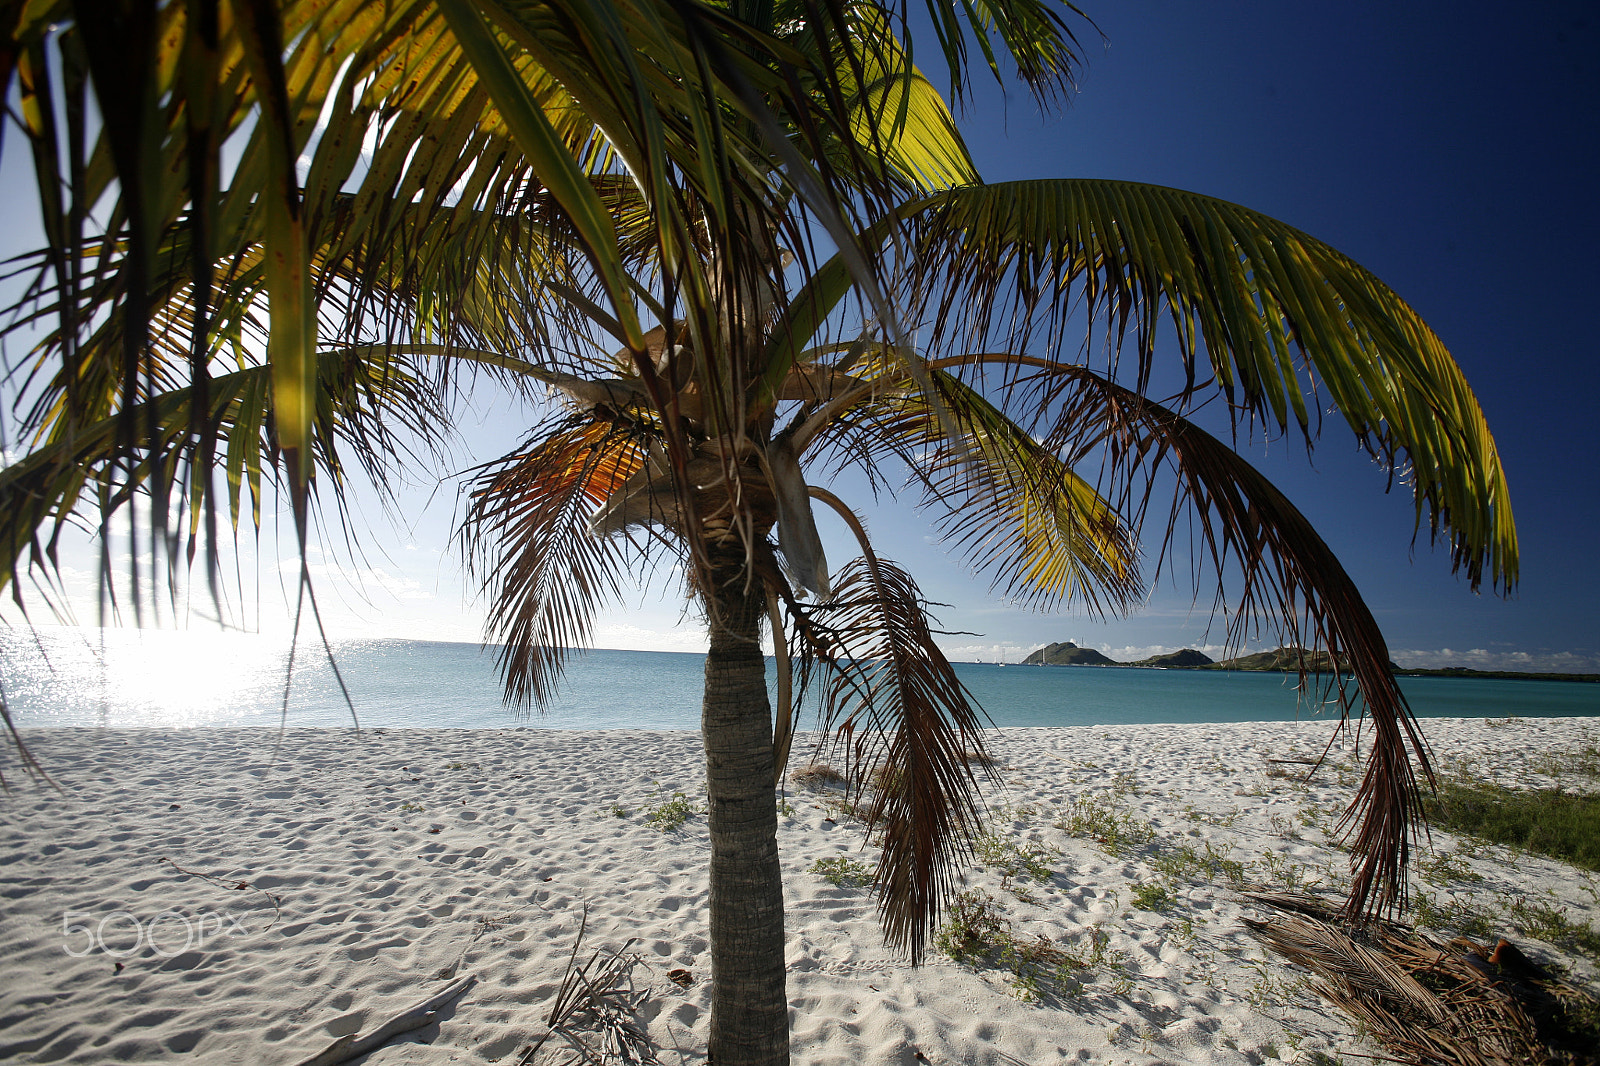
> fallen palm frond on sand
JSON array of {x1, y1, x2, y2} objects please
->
[
  {"x1": 1245, "y1": 891, "x2": 1600, "y2": 1066},
  {"x1": 787, "y1": 762, "x2": 848, "y2": 790},
  {"x1": 519, "y1": 908, "x2": 659, "y2": 1066}
]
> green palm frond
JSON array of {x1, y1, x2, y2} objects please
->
[
  {"x1": 800, "y1": 355, "x2": 1142, "y2": 613},
  {"x1": 435, "y1": 0, "x2": 644, "y2": 353},
  {"x1": 778, "y1": 5, "x2": 978, "y2": 191},
  {"x1": 921, "y1": 369, "x2": 1140, "y2": 613},
  {"x1": 2, "y1": 0, "x2": 918, "y2": 594},
  {"x1": 892, "y1": 179, "x2": 1517, "y2": 595},
  {"x1": 0, "y1": 351, "x2": 441, "y2": 605},
  {"x1": 911, "y1": 0, "x2": 1092, "y2": 107},
  {"x1": 236, "y1": 0, "x2": 317, "y2": 494}
]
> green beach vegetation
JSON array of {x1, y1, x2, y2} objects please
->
[
  {"x1": 1427, "y1": 776, "x2": 1600, "y2": 874},
  {"x1": 0, "y1": 1, "x2": 1520, "y2": 1061},
  {"x1": 808, "y1": 856, "x2": 878, "y2": 889}
]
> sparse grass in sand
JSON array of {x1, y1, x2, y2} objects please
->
[
  {"x1": 1405, "y1": 741, "x2": 1600, "y2": 959},
  {"x1": 1053, "y1": 794, "x2": 1156, "y2": 857},
  {"x1": 808, "y1": 856, "x2": 877, "y2": 888},
  {"x1": 1505, "y1": 896, "x2": 1600, "y2": 961},
  {"x1": 868, "y1": 763, "x2": 907, "y2": 798},
  {"x1": 1182, "y1": 802, "x2": 1243, "y2": 827},
  {"x1": 1425, "y1": 779, "x2": 1600, "y2": 873},
  {"x1": 1257, "y1": 850, "x2": 1325, "y2": 893},
  {"x1": 973, "y1": 832, "x2": 1056, "y2": 886},
  {"x1": 935, "y1": 889, "x2": 1130, "y2": 1003},
  {"x1": 935, "y1": 888, "x2": 1010, "y2": 965},
  {"x1": 642, "y1": 792, "x2": 698, "y2": 832},
  {"x1": 1147, "y1": 838, "x2": 1248, "y2": 888},
  {"x1": 1410, "y1": 890, "x2": 1497, "y2": 942},
  {"x1": 1415, "y1": 848, "x2": 1484, "y2": 888},
  {"x1": 815, "y1": 793, "x2": 874, "y2": 825},
  {"x1": 1130, "y1": 882, "x2": 1174, "y2": 911}
]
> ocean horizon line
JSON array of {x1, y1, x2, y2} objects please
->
[
  {"x1": 13, "y1": 627, "x2": 1594, "y2": 681},
  {"x1": 5, "y1": 635, "x2": 1597, "y2": 732}
]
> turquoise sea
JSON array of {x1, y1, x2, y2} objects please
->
[{"x1": 3, "y1": 631, "x2": 1596, "y2": 731}]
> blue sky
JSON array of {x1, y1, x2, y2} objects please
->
[
  {"x1": 3, "y1": 1, "x2": 1597, "y2": 671},
  {"x1": 971, "y1": 0, "x2": 1598, "y2": 671}
]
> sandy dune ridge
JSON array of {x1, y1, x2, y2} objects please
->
[{"x1": 1, "y1": 717, "x2": 1596, "y2": 1064}]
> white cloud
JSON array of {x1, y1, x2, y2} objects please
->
[
  {"x1": 1390, "y1": 647, "x2": 1600, "y2": 672},
  {"x1": 940, "y1": 641, "x2": 1043, "y2": 664},
  {"x1": 358, "y1": 567, "x2": 431, "y2": 601},
  {"x1": 590, "y1": 621, "x2": 707, "y2": 653},
  {"x1": 1098, "y1": 642, "x2": 1235, "y2": 663},
  {"x1": 278, "y1": 560, "x2": 433, "y2": 601}
]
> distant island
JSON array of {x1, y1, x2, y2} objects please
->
[
  {"x1": 1204, "y1": 647, "x2": 1343, "y2": 673},
  {"x1": 1022, "y1": 641, "x2": 1121, "y2": 666},
  {"x1": 1389, "y1": 666, "x2": 1600, "y2": 683},
  {"x1": 1016, "y1": 642, "x2": 1599, "y2": 683},
  {"x1": 1132, "y1": 648, "x2": 1218, "y2": 668},
  {"x1": 1023, "y1": 643, "x2": 1218, "y2": 668}
]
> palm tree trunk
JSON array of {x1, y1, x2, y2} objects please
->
[{"x1": 701, "y1": 561, "x2": 787, "y2": 1065}]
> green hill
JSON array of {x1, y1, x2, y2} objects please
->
[
  {"x1": 1130, "y1": 648, "x2": 1215, "y2": 668},
  {"x1": 1022, "y1": 641, "x2": 1119, "y2": 666},
  {"x1": 1207, "y1": 647, "x2": 1342, "y2": 673}
]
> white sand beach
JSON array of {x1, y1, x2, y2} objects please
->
[{"x1": 2, "y1": 717, "x2": 1597, "y2": 1065}]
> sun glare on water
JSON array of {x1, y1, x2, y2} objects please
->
[{"x1": 3, "y1": 628, "x2": 292, "y2": 728}]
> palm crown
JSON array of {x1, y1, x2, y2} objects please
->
[{"x1": 1, "y1": 1, "x2": 1516, "y2": 1062}]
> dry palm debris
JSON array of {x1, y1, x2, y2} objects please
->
[
  {"x1": 1245, "y1": 890, "x2": 1600, "y2": 1066},
  {"x1": 519, "y1": 908, "x2": 658, "y2": 1066},
  {"x1": 788, "y1": 763, "x2": 848, "y2": 790}
]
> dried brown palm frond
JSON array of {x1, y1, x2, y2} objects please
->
[
  {"x1": 460, "y1": 415, "x2": 653, "y2": 709},
  {"x1": 519, "y1": 909, "x2": 658, "y2": 1066},
  {"x1": 1247, "y1": 891, "x2": 1600, "y2": 1066},
  {"x1": 1256, "y1": 912, "x2": 1450, "y2": 1027},
  {"x1": 788, "y1": 763, "x2": 848, "y2": 791},
  {"x1": 783, "y1": 527, "x2": 995, "y2": 961},
  {"x1": 1011, "y1": 361, "x2": 1434, "y2": 918}
]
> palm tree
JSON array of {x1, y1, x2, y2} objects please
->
[{"x1": 1, "y1": 2, "x2": 1516, "y2": 1063}]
